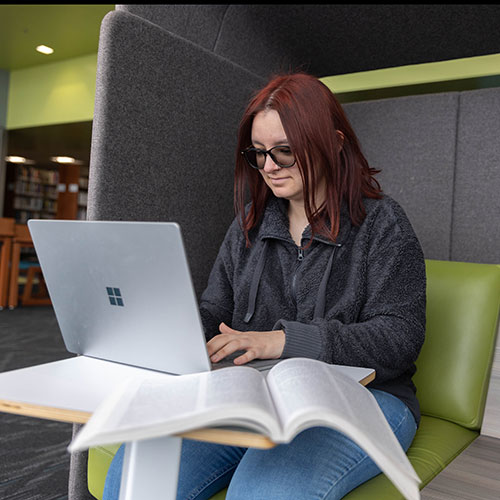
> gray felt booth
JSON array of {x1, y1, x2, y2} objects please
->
[{"x1": 69, "y1": 5, "x2": 500, "y2": 499}]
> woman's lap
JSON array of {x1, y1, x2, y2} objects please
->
[{"x1": 103, "y1": 389, "x2": 416, "y2": 500}]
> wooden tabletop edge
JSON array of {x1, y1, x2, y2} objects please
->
[{"x1": 0, "y1": 368, "x2": 375, "y2": 448}]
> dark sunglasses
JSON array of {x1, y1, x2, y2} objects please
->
[{"x1": 241, "y1": 145, "x2": 296, "y2": 169}]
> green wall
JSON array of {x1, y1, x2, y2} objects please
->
[
  {"x1": 0, "y1": 69, "x2": 9, "y2": 128},
  {"x1": 6, "y1": 53, "x2": 97, "y2": 130},
  {"x1": 320, "y1": 53, "x2": 500, "y2": 103}
]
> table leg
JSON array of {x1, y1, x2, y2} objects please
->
[
  {"x1": 119, "y1": 436, "x2": 182, "y2": 500},
  {"x1": 8, "y1": 242, "x2": 20, "y2": 309},
  {"x1": 0, "y1": 238, "x2": 11, "y2": 309}
]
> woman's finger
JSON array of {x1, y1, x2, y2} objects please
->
[
  {"x1": 206, "y1": 332, "x2": 236, "y2": 356},
  {"x1": 210, "y1": 337, "x2": 246, "y2": 362},
  {"x1": 233, "y1": 349, "x2": 257, "y2": 365}
]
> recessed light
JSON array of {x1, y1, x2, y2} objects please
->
[
  {"x1": 51, "y1": 156, "x2": 76, "y2": 164},
  {"x1": 6, "y1": 156, "x2": 27, "y2": 163},
  {"x1": 36, "y1": 45, "x2": 54, "y2": 55}
]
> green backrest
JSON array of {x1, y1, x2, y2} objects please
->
[{"x1": 414, "y1": 260, "x2": 500, "y2": 430}]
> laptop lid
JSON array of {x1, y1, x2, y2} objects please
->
[{"x1": 28, "y1": 220, "x2": 212, "y2": 375}]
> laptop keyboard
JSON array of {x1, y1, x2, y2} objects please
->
[{"x1": 211, "y1": 357, "x2": 279, "y2": 372}]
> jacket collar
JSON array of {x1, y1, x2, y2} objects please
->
[{"x1": 258, "y1": 195, "x2": 352, "y2": 247}]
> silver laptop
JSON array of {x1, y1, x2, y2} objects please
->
[{"x1": 28, "y1": 220, "x2": 279, "y2": 375}]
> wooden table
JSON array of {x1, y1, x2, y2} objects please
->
[
  {"x1": 0, "y1": 217, "x2": 15, "y2": 309},
  {"x1": 0, "y1": 356, "x2": 375, "y2": 500}
]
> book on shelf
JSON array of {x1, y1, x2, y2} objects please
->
[
  {"x1": 69, "y1": 357, "x2": 421, "y2": 500},
  {"x1": 14, "y1": 165, "x2": 59, "y2": 185}
]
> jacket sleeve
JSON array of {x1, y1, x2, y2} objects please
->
[
  {"x1": 198, "y1": 218, "x2": 240, "y2": 341},
  {"x1": 274, "y1": 201, "x2": 427, "y2": 384}
]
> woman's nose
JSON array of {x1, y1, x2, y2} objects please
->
[{"x1": 262, "y1": 153, "x2": 280, "y2": 172}]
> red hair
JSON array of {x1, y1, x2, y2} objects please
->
[{"x1": 234, "y1": 72, "x2": 383, "y2": 246}]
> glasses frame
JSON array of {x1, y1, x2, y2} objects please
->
[{"x1": 241, "y1": 145, "x2": 296, "y2": 170}]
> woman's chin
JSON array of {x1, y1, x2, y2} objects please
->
[
  {"x1": 270, "y1": 188, "x2": 302, "y2": 202},
  {"x1": 268, "y1": 184, "x2": 292, "y2": 198}
]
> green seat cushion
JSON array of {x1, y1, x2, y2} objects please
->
[
  {"x1": 88, "y1": 416, "x2": 478, "y2": 500},
  {"x1": 88, "y1": 443, "x2": 122, "y2": 499}
]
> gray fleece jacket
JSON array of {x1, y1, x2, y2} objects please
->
[{"x1": 199, "y1": 194, "x2": 426, "y2": 425}]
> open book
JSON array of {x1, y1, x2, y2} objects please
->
[{"x1": 69, "y1": 357, "x2": 420, "y2": 499}]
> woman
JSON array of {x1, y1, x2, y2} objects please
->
[{"x1": 104, "y1": 72, "x2": 426, "y2": 499}]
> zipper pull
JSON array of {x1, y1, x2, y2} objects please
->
[{"x1": 297, "y1": 248, "x2": 304, "y2": 261}]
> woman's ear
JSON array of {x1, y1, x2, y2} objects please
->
[{"x1": 336, "y1": 130, "x2": 345, "y2": 150}]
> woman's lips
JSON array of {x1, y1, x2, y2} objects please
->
[{"x1": 268, "y1": 177, "x2": 289, "y2": 185}]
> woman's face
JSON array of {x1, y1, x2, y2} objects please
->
[{"x1": 251, "y1": 109, "x2": 304, "y2": 205}]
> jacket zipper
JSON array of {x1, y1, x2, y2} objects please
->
[{"x1": 291, "y1": 247, "x2": 304, "y2": 303}]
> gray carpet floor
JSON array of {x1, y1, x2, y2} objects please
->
[{"x1": 0, "y1": 306, "x2": 75, "y2": 500}]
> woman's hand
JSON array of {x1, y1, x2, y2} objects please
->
[{"x1": 207, "y1": 322, "x2": 285, "y2": 365}]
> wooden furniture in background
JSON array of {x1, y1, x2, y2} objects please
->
[
  {"x1": 0, "y1": 217, "x2": 15, "y2": 310},
  {"x1": 56, "y1": 163, "x2": 79, "y2": 220},
  {"x1": 7, "y1": 224, "x2": 50, "y2": 309},
  {"x1": 21, "y1": 266, "x2": 51, "y2": 306}
]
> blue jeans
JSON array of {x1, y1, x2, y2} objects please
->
[{"x1": 103, "y1": 389, "x2": 417, "y2": 500}]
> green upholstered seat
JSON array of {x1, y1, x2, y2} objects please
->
[
  {"x1": 87, "y1": 260, "x2": 500, "y2": 499},
  {"x1": 88, "y1": 443, "x2": 122, "y2": 499}
]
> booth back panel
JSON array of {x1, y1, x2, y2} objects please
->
[
  {"x1": 452, "y1": 87, "x2": 500, "y2": 264},
  {"x1": 118, "y1": 4, "x2": 500, "y2": 79},
  {"x1": 343, "y1": 93, "x2": 459, "y2": 261},
  {"x1": 116, "y1": 4, "x2": 228, "y2": 51},
  {"x1": 88, "y1": 11, "x2": 264, "y2": 299}
]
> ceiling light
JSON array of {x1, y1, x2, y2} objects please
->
[
  {"x1": 36, "y1": 45, "x2": 54, "y2": 55},
  {"x1": 51, "y1": 156, "x2": 76, "y2": 164},
  {"x1": 6, "y1": 156, "x2": 27, "y2": 163}
]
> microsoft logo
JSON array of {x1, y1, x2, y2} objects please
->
[{"x1": 106, "y1": 287, "x2": 124, "y2": 307}]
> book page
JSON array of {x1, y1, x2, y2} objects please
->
[
  {"x1": 266, "y1": 358, "x2": 376, "y2": 426},
  {"x1": 69, "y1": 366, "x2": 281, "y2": 452},
  {"x1": 267, "y1": 358, "x2": 420, "y2": 500}
]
